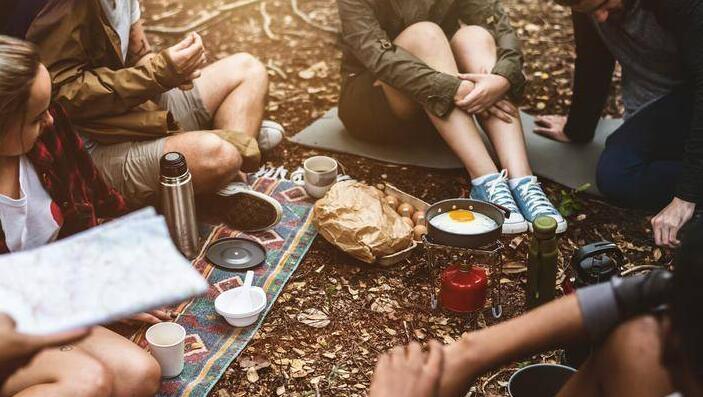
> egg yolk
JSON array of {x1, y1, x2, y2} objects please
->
[{"x1": 448, "y1": 210, "x2": 475, "y2": 222}]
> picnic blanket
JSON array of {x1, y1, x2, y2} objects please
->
[
  {"x1": 289, "y1": 107, "x2": 624, "y2": 195},
  {"x1": 130, "y1": 178, "x2": 318, "y2": 397}
]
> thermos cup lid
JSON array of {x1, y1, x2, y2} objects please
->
[
  {"x1": 160, "y1": 152, "x2": 188, "y2": 178},
  {"x1": 533, "y1": 216, "x2": 557, "y2": 239}
]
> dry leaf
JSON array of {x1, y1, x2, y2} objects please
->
[
  {"x1": 297, "y1": 308, "x2": 330, "y2": 328},
  {"x1": 246, "y1": 367, "x2": 259, "y2": 383}
]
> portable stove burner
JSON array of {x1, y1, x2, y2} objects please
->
[{"x1": 422, "y1": 235, "x2": 505, "y2": 319}]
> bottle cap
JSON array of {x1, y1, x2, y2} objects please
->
[
  {"x1": 533, "y1": 216, "x2": 557, "y2": 239},
  {"x1": 160, "y1": 152, "x2": 188, "y2": 178}
]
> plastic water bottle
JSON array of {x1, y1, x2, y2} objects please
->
[{"x1": 160, "y1": 152, "x2": 199, "y2": 259}]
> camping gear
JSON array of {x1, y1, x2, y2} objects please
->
[
  {"x1": 214, "y1": 271, "x2": 267, "y2": 327},
  {"x1": 303, "y1": 156, "x2": 339, "y2": 198},
  {"x1": 160, "y1": 152, "x2": 199, "y2": 259},
  {"x1": 439, "y1": 258, "x2": 489, "y2": 313},
  {"x1": 527, "y1": 216, "x2": 560, "y2": 309},
  {"x1": 425, "y1": 199, "x2": 508, "y2": 249},
  {"x1": 571, "y1": 241, "x2": 624, "y2": 288},
  {"x1": 205, "y1": 237, "x2": 267, "y2": 271},
  {"x1": 146, "y1": 323, "x2": 187, "y2": 378},
  {"x1": 423, "y1": 199, "x2": 506, "y2": 317},
  {"x1": 290, "y1": 107, "x2": 623, "y2": 195},
  {"x1": 508, "y1": 364, "x2": 576, "y2": 397},
  {"x1": 313, "y1": 181, "x2": 413, "y2": 263},
  {"x1": 131, "y1": 177, "x2": 317, "y2": 397}
]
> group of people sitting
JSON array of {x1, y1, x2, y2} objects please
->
[{"x1": 0, "y1": 0, "x2": 700, "y2": 395}]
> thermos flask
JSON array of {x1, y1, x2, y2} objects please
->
[
  {"x1": 526, "y1": 216, "x2": 559, "y2": 309},
  {"x1": 160, "y1": 152, "x2": 199, "y2": 259}
]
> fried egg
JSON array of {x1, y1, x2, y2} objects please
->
[{"x1": 429, "y1": 210, "x2": 497, "y2": 235}]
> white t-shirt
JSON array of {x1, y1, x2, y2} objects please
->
[
  {"x1": 0, "y1": 156, "x2": 62, "y2": 252},
  {"x1": 99, "y1": 0, "x2": 142, "y2": 62}
]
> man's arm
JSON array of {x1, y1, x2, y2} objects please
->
[
  {"x1": 457, "y1": 0, "x2": 526, "y2": 101},
  {"x1": 337, "y1": 0, "x2": 462, "y2": 118},
  {"x1": 564, "y1": 12, "x2": 615, "y2": 143}
]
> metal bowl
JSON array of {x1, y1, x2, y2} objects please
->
[{"x1": 425, "y1": 199, "x2": 508, "y2": 249}]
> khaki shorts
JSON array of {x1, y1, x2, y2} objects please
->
[{"x1": 90, "y1": 86, "x2": 217, "y2": 207}]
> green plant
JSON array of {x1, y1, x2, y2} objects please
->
[{"x1": 557, "y1": 183, "x2": 591, "y2": 217}]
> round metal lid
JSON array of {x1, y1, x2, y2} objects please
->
[{"x1": 206, "y1": 238, "x2": 266, "y2": 270}]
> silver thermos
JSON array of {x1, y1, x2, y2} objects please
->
[{"x1": 160, "y1": 152, "x2": 199, "y2": 259}]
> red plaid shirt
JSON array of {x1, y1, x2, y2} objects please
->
[{"x1": 0, "y1": 105, "x2": 128, "y2": 253}]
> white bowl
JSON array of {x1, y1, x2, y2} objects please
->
[{"x1": 214, "y1": 286, "x2": 267, "y2": 327}]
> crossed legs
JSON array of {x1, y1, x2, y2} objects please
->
[
  {"x1": 379, "y1": 22, "x2": 532, "y2": 180},
  {"x1": 162, "y1": 53, "x2": 269, "y2": 193},
  {"x1": 1, "y1": 327, "x2": 160, "y2": 397}
]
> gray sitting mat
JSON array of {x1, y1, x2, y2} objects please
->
[{"x1": 290, "y1": 107, "x2": 623, "y2": 195}]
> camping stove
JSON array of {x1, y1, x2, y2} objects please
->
[{"x1": 423, "y1": 235, "x2": 505, "y2": 319}]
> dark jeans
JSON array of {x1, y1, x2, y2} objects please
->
[{"x1": 596, "y1": 89, "x2": 694, "y2": 211}]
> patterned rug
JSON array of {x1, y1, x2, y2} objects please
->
[{"x1": 130, "y1": 178, "x2": 317, "y2": 397}]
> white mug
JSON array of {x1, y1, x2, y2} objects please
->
[
  {"x1": 146, "y1": 322, "x2": 186, "y2": 378},
  {"x1": 303, "y1": 156, "x2": 338, "y2": 198}
]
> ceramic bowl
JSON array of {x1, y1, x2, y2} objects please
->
[{"x1": 214, "y1": 286, "x2": 267, "y2": 327}]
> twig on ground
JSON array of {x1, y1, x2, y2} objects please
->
[
  {"x1": 266, "y1": 60, "x2": 288, "y2": 79},
  {"x1": 290, "y1": 0, "x2": 339, "y2": 34},
  {"x1": 260, "y1": 2, "x2": 278, "y2": 40},
  {"x1": 481, "y1": 368, "x2": 517, "y2": 395},
  {"x1": 621, "y1": 264, "x2": 663, "y2": 276},
  {"x1": 144, "y1": 0, "x2": 263, "y2": 34}
]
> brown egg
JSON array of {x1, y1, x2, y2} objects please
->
[
  {"x1": 401, "y1": 217, "x2": 414, "y2": 228},
  {"x1": 413, "y1": 225, "x2": 428, "y2": 240},
  {"x1": 397, "y1": 203, "x2": 415, "y2": 218},
  {"x1": 412, "y1": 210, "x2": 426, "y2": 226},
  {"x1": 384, "y1": 195, "x2": 399, "y2": 210}
]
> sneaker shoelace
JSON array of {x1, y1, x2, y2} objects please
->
[
  {"x1": 485, "y1": 170, "x2": 519, "y2": 212},
  {"x1": 517, "y1": 179, "x2": 558, "y2": 216}
]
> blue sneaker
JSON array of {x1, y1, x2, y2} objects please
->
[
  {"x1": 470, "y1": 171, "x2": 528, "y2": 234},
  {"x1": 511, "y1": 176, "x2": 568, "y2": 234}
]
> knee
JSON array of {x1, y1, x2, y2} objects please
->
[
  {"x1": 596, "y1": 146, "x2": 631, "y2": 204},
  {"x1": 116, "y1": 352, "x2": 162, "y2": 397},
  {"x1": 599, "y1": 316, "x2": 662, "y2": 366},
  {"x1": 63, "y1": 356, "x2": 114, "y2": 397},
  {"x1": 398, "y1": 22, "x2": 448, "y2": 54},
  {"x1": 228, "y1": 53, "x2": 268, "y2": 85},
  {"x1": 197, "y1": 133, "x2": 242, "y2": 176},
  {"x1": 452, "y1": 25, "x2": 495, "y2": 48}
]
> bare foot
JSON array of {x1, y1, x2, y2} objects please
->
[
  {"x1": 369, "y1": 341, "x2": 444, "y2": 397},
  {"x1": 534, "y1": 115, "x2": 572, "y2": 143}
]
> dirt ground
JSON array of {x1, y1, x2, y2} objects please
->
[{"x1": 141, "y1": 0, "x2": 669, "y2": 395}]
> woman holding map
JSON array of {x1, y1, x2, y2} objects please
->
[{"x1": 0, "y1": 35, "x2": 162, "y2": 397}]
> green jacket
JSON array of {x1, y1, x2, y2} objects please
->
[{"x1": 337, "y1": 0, "x2": 525, "y2": 118}]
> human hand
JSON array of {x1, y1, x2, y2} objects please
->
[
  {"x1": 369, "y1": 340, "x2": 444, "y2": 397},
  {"x1": 455, "y1": 73, "x2": 510, "y2": 114},
  {"x1": 0, "y1": 314, "x2": 90, "y2": 385},
  {"x1": 534, "y1": 115, "x2": 572, "y2": 143},
  {"x1": 126, "y1": 310, "x2": 175, "y2": 325},
  {"x1": 478, "y1": 100, "x2": 519, "y2": 123},
  {"x1": 651, "y1": 197, "x2": 696, "y2": 248},
  {"x1": 166, "y1": 32, "x2": 207, "y2": 84}
]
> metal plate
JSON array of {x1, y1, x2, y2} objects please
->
[{"x1": 206, "y1": 238, "x2": 266, "y2": 271}]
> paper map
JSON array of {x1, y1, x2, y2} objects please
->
[{"x1": 0, "y1": 208, "x2": 208, "y2": 334}]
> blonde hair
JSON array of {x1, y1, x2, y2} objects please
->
[{"x1": 0, "y1": 35, "x2": 41, "y2": 136}]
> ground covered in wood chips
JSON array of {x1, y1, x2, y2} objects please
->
[{"x1": 141, "y1": 0, "x2": 670, "y2": 395}]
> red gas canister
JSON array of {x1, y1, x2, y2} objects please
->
[{"x1": 439, "y1": 263, "x2": 488, "y2": 313}]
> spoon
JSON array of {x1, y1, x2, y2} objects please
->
[{"x1": 231, "y1": 270, "x2": 254, "y2": 313}]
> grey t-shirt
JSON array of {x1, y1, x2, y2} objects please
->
[{"x1": 592, "y1": 0, "x2": 683, "y2": 117}]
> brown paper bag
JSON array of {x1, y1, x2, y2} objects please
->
[{"x1": 313, "y1": 181, "x2": 413, "y2": 263}]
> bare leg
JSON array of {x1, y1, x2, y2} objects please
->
[
  {"x1": 163, "y1": 131, "x2": 242, "y2": 193},
  {"x1": 451, "y1": 25, "x2": 532, "y2": 178},
  {"x1": 194, "y1": 53, "x2": 269, "y2": 138},
  {"x1": 2, "y1": 327, "x2": 160, "y2": 397},
  {"x1": 557, "y1": 316, "x2": 673, "y2": 397},
  {"x1": 379, "y1": 22, "x2": 498, "y2": 178}
]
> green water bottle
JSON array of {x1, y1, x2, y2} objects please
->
[{"x1": 527, "y1": 216, "x2": 559, "y2": 309}]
